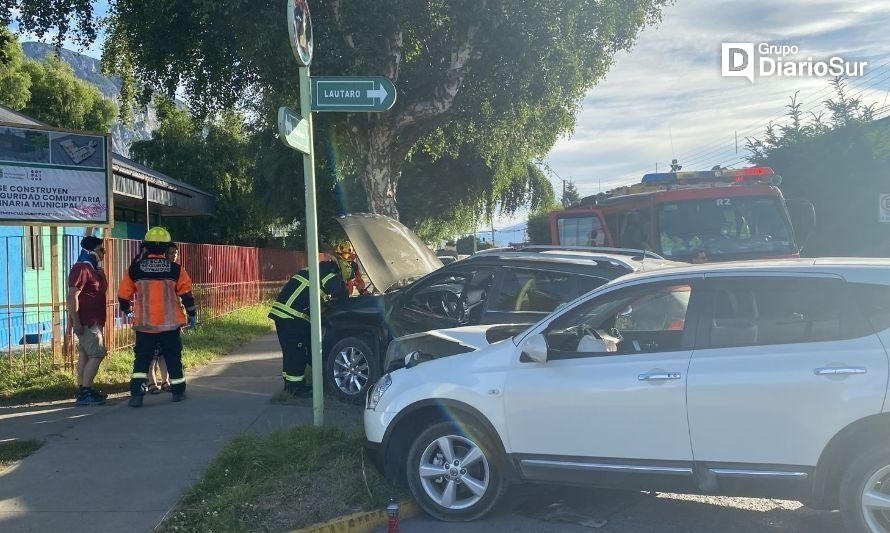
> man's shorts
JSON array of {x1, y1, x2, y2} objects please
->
[{"x1": 76, "y1": 325, "x2": 106, "y2": 359}]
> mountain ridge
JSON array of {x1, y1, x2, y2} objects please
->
[{"x1": 21, "y1": 42, "x2": 158, "y2": 157}]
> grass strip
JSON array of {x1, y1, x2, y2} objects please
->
[
  {"x1": 161, "y1": 425, "x2": 405, "y2": 533},
  {"x1": 0, "y1": 439, "x2": 42, "y2": 470},
  {"x1": 0, "y1": 304, "x2": 272, "y2": 405}
]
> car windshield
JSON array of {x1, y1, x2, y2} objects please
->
[{"x1": 657, "y1": 196, "x2": 795, "y2": 261}]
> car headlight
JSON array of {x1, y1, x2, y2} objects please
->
[{"x1": 367, "y1": 373, "x2": 392, "y2": 410}]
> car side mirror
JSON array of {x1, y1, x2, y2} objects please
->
[
  {"x1": 521, "y1": 333, "x2": 548, "y2": 364},
  {"x1": 786, "y1": 198, "x2": 816, "y2": 250}
]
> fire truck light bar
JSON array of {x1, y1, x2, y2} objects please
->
[{"x1": 641, "y1": 166, "x2": 774, "y2": 185}]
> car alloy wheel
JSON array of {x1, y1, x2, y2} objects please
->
[
  {"x1": 418, "y1": 434, "x2": 491, "y2": 511},
  {"x1": 861, "y1": 464, "x2": 890, "y2": 533},
  {"x1": 333, "y1": 345, "x2": 370, "y2": 396},
  {"x1": 326, "y1": 336, "x2": 381, "y2": 404}
]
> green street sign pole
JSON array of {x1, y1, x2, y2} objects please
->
[{"x1": 297, "y1": 66, "x2": 325, "y2": 427}]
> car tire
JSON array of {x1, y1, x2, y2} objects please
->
[
  {"x1": 325, "y1": 336, "x2": 380, "y2": 404},
  {"x1": 839, "y1": 445, "x2": 890, "y2": 533},
  {"x1": 406, "y1": 421, "x2": 507, "y2": 522}
]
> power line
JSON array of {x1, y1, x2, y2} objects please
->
[
  {"x1": 626, "y1": 67, "x2": 890, "y2": 179},
  {"x1": 640, "y1": 60, "x2": 890, "y2": 175},
  {"x1": 675, "y1": 65, "x2": 890, "y2": 170}
]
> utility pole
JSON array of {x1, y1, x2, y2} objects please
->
[{"x1": 491, "y1": 221, "x2": 496, "y2": 247}]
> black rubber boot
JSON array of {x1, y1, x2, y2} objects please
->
[{"x1": 128, "y1": 394, "x2": 144, "y2": 408}]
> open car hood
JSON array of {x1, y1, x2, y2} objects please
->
[
  {"x1": 335, "y1": 214, "x2": 443, "y2": 293},
  {"x1": 384, "y1": 324, "x2": 531, "y2": 372}
]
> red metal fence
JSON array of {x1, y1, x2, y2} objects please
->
[{"x1": 1, "y1": 233, "x2": 306, "y2": 371}]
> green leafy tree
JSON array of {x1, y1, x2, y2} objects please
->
[
  {"x1": 129, "y1": 101, "x2": 278, "y2": 246},
  {"x1": 1, "y1": 1, "x2": 99, "y2": 47},
  {"x1": 21, "y1": 54, "x2": 117, "y2": 130},
  {"x1": 561, "y1": 180, "x2": 581, "y2": 207},
  {"x1": 746, "y1": 77, "x2": 889, "y2": 257},
  {"x1": 104, "y1": 0, "x2": 668, "y2": 222},
  {"x1": 527, "y1": 207, "x2": 556, "y2": 244},
  {"x1": 0, "y1": 31, "x2": 116, "y2": 131},
  {"x1": 0, "y1": 29, "x2": 32, "y2": 109}
]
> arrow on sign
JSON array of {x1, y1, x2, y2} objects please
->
[
  {"x1": 311, "y1": 76, "x2": 397, "y2": 112},
  {"x1": 367, "y1": 86, "x2": 388, "y2": 103}
]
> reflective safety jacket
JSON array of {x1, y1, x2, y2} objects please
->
[
  {"x1": 268, "y1": 261, "x2": 347, "y2": 321},
  {"x1": 118, "y1": 253, "x2": 196, "y2": 333}
]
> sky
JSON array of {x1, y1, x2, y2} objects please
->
[
  {"x1": 545, "y1": 0, "x2": 890, "y2": 199},
  {"x1": 11, "y1": 0, "x2": 890, "y2": 240}
]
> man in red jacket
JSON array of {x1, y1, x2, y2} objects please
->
[{"x1": 67, "y1": 235, "x2": 108, "y2": 406}]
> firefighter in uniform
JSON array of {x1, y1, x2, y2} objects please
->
[
  {"x1": 119, "y1": 227, "x2": 197, "y2": 407},
  {"x1": 269, "y1": 259, "x2": 348, "y2": 397},
  {"x1": 334, "y1": 241, "x2": 368, "y2": 295}
]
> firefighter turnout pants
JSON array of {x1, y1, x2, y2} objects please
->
[
  {"x1": 274, "y1": 317, "x2": 311, "y2": 393},
  {"x1": 130, "y1": 330, "x2": 186, "y2": 396}
]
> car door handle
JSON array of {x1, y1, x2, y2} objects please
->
[
  {"x1": 814, "y1": 367, "x2": 867, "y2": 376},
  {"x1": 638, "y1": 372, "x2": 682, "y2": 381}
]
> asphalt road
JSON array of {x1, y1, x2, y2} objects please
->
[{"x1": 387, "y1": 485, "x2": 844, "y2": 532}]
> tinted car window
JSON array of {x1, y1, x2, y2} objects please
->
[
  {"x1": 494, "y1": 269, "x2": 585, "y2": 313},
  {"x1": 703, "y1": 277, "x2": 869, "y2": 349}
]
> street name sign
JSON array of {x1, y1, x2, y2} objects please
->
[
  {"x1": 311, "y1": 76, "x2": 396, "y2": 112},
  {"x1": 277, "y1": 106, "x2": 311, "y2": 154}
]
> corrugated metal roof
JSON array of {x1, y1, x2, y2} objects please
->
[
  {"x1": 0, "y1": 106, "x2": 43, "y2": 126},
  {"x1": 1, "y1": 105, "x2": 215, "y2": 217}
]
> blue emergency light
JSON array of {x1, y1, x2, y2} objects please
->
[{"x1": 641, "y1": 172, "x2": 677, "y2": 184}]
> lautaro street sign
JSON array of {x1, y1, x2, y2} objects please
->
[{"x1": 311, "y1": 76, "x2": 396, "y2": 112}]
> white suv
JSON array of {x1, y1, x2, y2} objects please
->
[{"x1": 364, "y1": 259, "x2": 890, "y2": 532}]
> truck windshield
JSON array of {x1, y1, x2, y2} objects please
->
[
  {"x1": 657, "y1": 196, "x2": 796, "y2": 261},
  {"x1": 557, "y1": 216, "x2": 607, "y2": 246}
]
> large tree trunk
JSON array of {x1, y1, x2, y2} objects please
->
[
  {"x1": 360, "y1": 127, "x2": 401, "y2": 219},
  {"x1": 345, "y1": 5, "x2": 486, "y2": 221}
]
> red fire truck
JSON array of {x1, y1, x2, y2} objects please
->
[{"x1": 550, "y1": 166, "x2": 814, "y2": 262}]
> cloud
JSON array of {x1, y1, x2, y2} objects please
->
[{"x1": 545, "y1": 0, "x2": 890, "y2": 198}]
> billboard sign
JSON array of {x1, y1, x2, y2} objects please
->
[{"x1": 0, "y1": 122, "x2": 112, "y2": 226}]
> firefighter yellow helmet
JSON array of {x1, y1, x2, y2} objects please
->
[
  {"x1": 336, "y1": 240, "x2": 355, "y2": 260},
  {"x1": 144, "y1": 226, "x2": 172, "y2": 243}
]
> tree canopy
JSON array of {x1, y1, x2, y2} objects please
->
[
  {"x1": 102, "y1": 0, "x2": 668, "y2": 230},
  {"x1": 0, "y1": 28, "x2": 117, "y2": 131},
  {"x1": 129, "y1": 101, "x2": 279, "y2": 246},
  {"x1": 1, "y1": 0, "x2": 98, "y2": 47},
  {"x1": 746, "y1": 77, "x2": 889, "y2": 257}
]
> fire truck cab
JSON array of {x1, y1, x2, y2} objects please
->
[{"x1": 550, "y1": 167, "x2": 812, "y2": 262}]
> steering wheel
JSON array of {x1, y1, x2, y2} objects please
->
[
  {"x1": 441, "y1": 292, "x2": 461, "y2": 319},
  {"x1": 578, "y1": 324, "x2": 602, "y2": 340}
]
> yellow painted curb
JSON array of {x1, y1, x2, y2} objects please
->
[{"x1": 291, "y1": 500, "x2": 419, "y2": 533}]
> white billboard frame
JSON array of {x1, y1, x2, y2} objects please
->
[{"x1": 0, "y1": 121, "x2": 114, "y2": 228}]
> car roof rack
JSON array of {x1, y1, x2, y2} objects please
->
[
  {"x1": 469, "y1": 247, "x2": 659, "y2": 271},
  {"x1": 507, "y1": 245, "x2": 665, "y2": 260}
]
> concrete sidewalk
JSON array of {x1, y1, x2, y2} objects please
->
[{"x1": 0, "y1": 333, "x2": 362, "y2": 533}]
